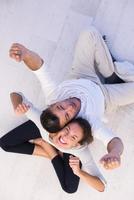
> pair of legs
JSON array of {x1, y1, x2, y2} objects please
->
[
  {"x1": 0, "y1": 120, "x2": 80, "y2": 193},
  {"x1": 10, "y1": 26, "x2": 134, "y2": 111},
  {"x1": 70, "y1": 26, "x2": 134, "y2": 111},
  {"x1": 15, "y1": 26, "x2": 134, "y2": 112}
]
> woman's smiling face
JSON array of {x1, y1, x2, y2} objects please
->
[{"x1": 51, "y1": 122, "x2": 83, "y2": 149}]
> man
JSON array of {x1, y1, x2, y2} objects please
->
[{"x1": 9, "y1": 26, "x2": 128, "y2": 170}]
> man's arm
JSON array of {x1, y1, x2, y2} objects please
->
[
  {"x1": 92, "y1": 119, "x2": 124, "y2": 170},
  {"x1": 9, "y1": 43, "x2": 43, "y2": 70},
  {"x1": 10, "y1": 43, "x2": 56, "y2": 97},
  {"x1": 10, "y1": 92, "x2": 51, "y2": 142},
  {"x1": 100, "y1": 137, "x2": 124, "y2": 170},
  {"x1": 107, "y1": 137, "x2": 124, "y2": 156}
]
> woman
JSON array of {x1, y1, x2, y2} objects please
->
[
  {"x1": 0, "y1": 93, "x2": 105, "y2": 193},
  {"x1": 32, "y1": 137, "x2": 105, "y2": 193}
]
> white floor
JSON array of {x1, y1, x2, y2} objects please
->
[{"x1": 0, "y1": 0, "x2": 134, "y2": 199}]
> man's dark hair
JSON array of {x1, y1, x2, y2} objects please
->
[
  {"x1": 40, "y1": 108, "x2": 61, "y2": 133},
  {"x1": 71, "y1": 117, "x2": 93, "y2": 145}
]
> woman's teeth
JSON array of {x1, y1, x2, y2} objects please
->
[{"x1": 59, "y1": 137, "x2": 66, "y2": 144}]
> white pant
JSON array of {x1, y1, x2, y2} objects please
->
[{"x1": 69, "y1": 26, "x2": 134, "y2": 112}]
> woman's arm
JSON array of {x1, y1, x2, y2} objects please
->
[
  {"x1": 32, "y1": 139, "x2": 80, "y2": 193},
  {"x1": 32, "y1": 138, "x2": 58, "y2": 160},
  {"x1": 69, "y1": 156, "x2": 105, "y2": 192}
]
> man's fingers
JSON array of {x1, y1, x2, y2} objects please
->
[
  {"x1": 10, "y1": 45, "x2": 21, "y2": 50},
  {"x1": 9, "y1": 43, "x2": 27, "y2": 62},
  {"x1": 11, "y1": 55, "x2": 21, "y2": 62},
  {"x1": 16, "y1": 104, "x2": 25, "y2": 113},
  {"x1": 15, "y1": 103, "x2": 29, "y2": 113},
  {"x1": 9, "y1": 49, "x2": 22, "y2": 56},
  {"x1": 103, "y1": 160, "x2": 120, "y2": 170},
  {"x1": 100, "y1": 155, "x2": 120, "y2": 170},
  {"x1": 10, "y1": 45, "x2": 21, "y2": 54},
  {"x1": 9, "y1": 51, "x2": 22, "y2": 62},
  {"x1": 10, "y1": 50, "x2": 21, "y2": 55},
  {"x1": 20, "y1": 103, "x2": 30, "y2": 111},
  {"x1": 11, "y1": 43, "x2": 24, "y2": 50},
  {"x1": 100, "y1": 159, "x2": 105, "y2": 165}
]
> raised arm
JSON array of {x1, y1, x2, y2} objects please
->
[
  {"x1": 92, "y1": 119, "x2": 124, "y2": 170},
  {"x1": 100, "y1": 137, "x2": 124, "y2": 170},
  {"x1": 9, "y1": 43, "x2": 56, "y2": 97},
  {"x1": 10, "y1": 92, "x2": 49, "y2": 141},
  {"x1": 9, "y1": 43, "x2": 43, "y2": 70},
  {"x1": 69, "y1": 156, "x2": 105, "y2": 192},
  {"x1": 67, "y1": 145, "x2": 107, "y2": 191}
]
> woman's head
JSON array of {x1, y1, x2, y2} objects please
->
[{"x1": 51, "y1": 117, "x2": 93, "y2": 149}]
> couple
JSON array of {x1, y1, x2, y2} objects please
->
[{"x1": 3, "y1": 25, "x2": 134, "y2": 193}]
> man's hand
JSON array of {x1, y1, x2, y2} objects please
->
[
  {"x1": 9, "y1": 43, "x2": 28, "y2": 62},
  {"x1": 69, "y1": 155, "x2": 81, "y2": 176},
  {"x1": 9, "y1": 43, "x2": 43, "y2": 70},
  {"x1": 100, "y1": 152, "x2": 121, "y2": 170},
  {"x1": 100, "y1": 137, "x2": 123, "y2": 170},
  {"x1": 15, "y1": 103, "x2": 30, "y2": 116}
]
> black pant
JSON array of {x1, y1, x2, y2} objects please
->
[
  {"x1": 52, "y1": 154, "x2": 80, "y2": 193},
  {"x1": 0, "y1": 120, "x2": 80, "y2": 193}
]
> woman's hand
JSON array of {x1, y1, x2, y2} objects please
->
[
  {"x1": 70, "y1": 155, "x2": 105, "y2": 192},
  {"x1": 32, "y1": 138, "x2": 45, "y2": 146},
  {"x1": 69, "y1": 155, "x2": 81, "y2": 176}
]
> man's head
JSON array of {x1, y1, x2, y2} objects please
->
[
  {"x1": 51, "y1": 117, "x2": 93, "y2": 149},
  {"x1": 40, "y1": 98, "x2": 81, "y2": 132}
]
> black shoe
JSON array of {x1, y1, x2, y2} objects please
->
[{"x1": 105, "y1": 72, "x2": 125, "y2": 84}]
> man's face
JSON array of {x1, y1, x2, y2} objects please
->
[
  {"x1": 50, "y1": 98, "x2": 81, "y2": 127},
  {"x1": 51, "y1": 122, "x2": 83, "y2": 149}
]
